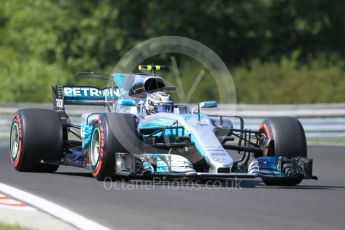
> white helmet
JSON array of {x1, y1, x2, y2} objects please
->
[{"x1": 145, "y1": 91, "x2": 174, "y2": 115}]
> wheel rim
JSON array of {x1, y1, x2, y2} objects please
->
[
  {"x1": 10, "y1": 122, "x2": 19, "y2": 159},
  {"x1": 90, "y1": 128, "x2": 100, "y2": 167},
  {"x1": 258, "y1": 124, "x2": 273, "y2": 156}
]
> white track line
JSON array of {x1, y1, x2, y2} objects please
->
[{"x1": 0, "y1": 182, "x2": 111, "y2": 230}]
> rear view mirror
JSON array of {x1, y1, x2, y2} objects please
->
[
  {"x1": 118, "y1": 99, "x2": 136, "y2": 106},
  {"x1": 199, "y1": 101, "x2": 217, "y2": 108}
]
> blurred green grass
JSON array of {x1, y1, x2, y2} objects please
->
[
  {"x1": 1, "y1": 52, "x2": 344, "y2": 104},
  {"x1": 1, "y1": 0, "x2": 345, "y2": 104},
  {"x1": 308, "y1": 138, "x2": 345, "y2": 145},
  {"x1": 0, "y1": 223, "x2": 32, "y2": 230}
]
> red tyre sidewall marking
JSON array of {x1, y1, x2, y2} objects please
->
[
  {"x1": 92, "y1": 119, "x2": 105, "y2": 177},
  {"x1": 258, "y1": 123, "x2": 271, "y2": 138},
  {"x1": 259, "y1": 123, "x2": 275, "y2": 154},
  {"x1": 11, "y1": 114, "x2": 23, "y2": 168}
]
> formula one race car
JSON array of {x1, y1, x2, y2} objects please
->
[{"x1": 9, "y1": 65, "x2": 317, "y2": 186}]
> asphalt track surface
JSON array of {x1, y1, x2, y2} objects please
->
[{"x1": 1, "y1": 144, "x2": 344, "y2": 230}]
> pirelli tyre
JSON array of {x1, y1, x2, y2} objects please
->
[
  {"x1": 258, "y1": 116, "x2": 307, "y2": 186},
  {"x1": 89, "y1": 113, "x2": 141, "y2": 181},
  {"x1": 10, "y1": 109, "x2": 63, "y2": 172}
]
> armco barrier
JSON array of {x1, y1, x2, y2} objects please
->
[{"x1": 1, "y1": 103, "x2": 344, "y2": 139}]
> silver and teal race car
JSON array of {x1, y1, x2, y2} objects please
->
[{"x1": 9, "y1": 65, "x2": 317, "y2": 186}]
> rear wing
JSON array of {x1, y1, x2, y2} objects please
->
[
  {"x1": 52, "y1": 70, "x2": 176, "y2": 111},
  {"x1": 52, "y1": 85, "x2": 119, "y2": 109}
]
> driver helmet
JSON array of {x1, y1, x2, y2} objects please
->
[{"x1": 145, "y1": 91, "x2": 174, "y2": 115}]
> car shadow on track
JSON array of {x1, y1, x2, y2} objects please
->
[
  {"x1": 255, "y1": 184, "x2": 345, "y2": 190},
  {"x1": 120, "y1": 178, "x2": 262, "y2": 189},
  {"x1": 56, "y1": 172, "x2": 93, "y2": 178},
  {"x1": 278, "y1": 185, "x2": 345, "y2": 190},
  {"x1": 53, "y1": 172, "x2": 345, "y2": 191},
  {"x1": 117, "y1": 180, "x2": 345, "y2": 190}
]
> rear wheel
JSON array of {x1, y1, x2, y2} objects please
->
[
  {"x1": 258, "y1": 116, "x2": 307, "y2": 186},
  {"x1": 10, "y1": 109, "x2": 63, "y2": 172}
]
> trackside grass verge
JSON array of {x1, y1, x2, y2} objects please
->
[
  {"x1": 0, "y1": 223, "x2": 33, "y2": 230},
  {"x1": 308, "y1": 138, "x2": 345, "y2": 145}
]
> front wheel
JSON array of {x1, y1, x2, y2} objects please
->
[
  {"x1": 258, "y1": 116, "x2": 307, "y2": 186},
  {"x1": 89, "y1": 113, "x2": 140, "y2": 181}
]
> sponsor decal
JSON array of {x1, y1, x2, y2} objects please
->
[
  {"x1": 205, "y1": 146, "x2": 229, "y2": 163},
  {"x1": 63, "y1": 87, "x2": 120, "y2": 98}
]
